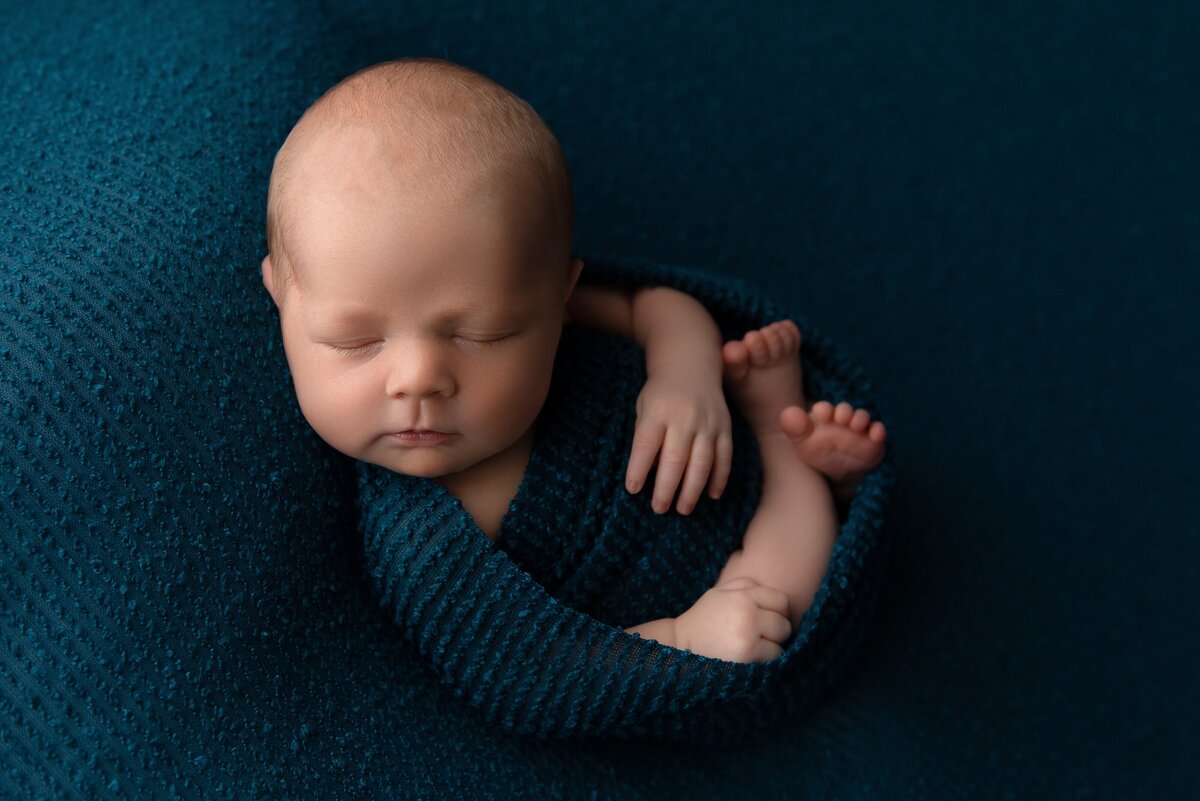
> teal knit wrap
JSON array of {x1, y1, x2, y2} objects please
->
[{"x1": 357, "y1": 254, "x2": 895, "y2": 742}]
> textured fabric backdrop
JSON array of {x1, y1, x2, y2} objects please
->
[{"x1": 0, "y1": 1, "x2": 1196, "y2": 798}]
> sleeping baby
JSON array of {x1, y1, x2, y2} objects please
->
[{"x1": 261, "y1": 58, "x2": 886, "y2": 664}]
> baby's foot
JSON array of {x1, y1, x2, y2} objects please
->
[
  {"x1": 779, "y1": 401, "x2": 886, "y2": 506},
  {"x1": 723, "y1": 319, "x2": 887, "y2": 507},
  {"x1": 721, "y1": 320, "x2": 806, "y2": 436}
]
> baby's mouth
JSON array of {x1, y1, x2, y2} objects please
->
[{"x1": 390, "y1": 430, "x2": 454, "y2": 444}]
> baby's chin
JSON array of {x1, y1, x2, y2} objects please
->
[
  {"x1": 305, "y1": 433, "x2": 451, "y2": 477},
  {"x1": 358, "y1": 445, "x2": 470, "y2": 479}
]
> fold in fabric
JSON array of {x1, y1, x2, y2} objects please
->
[{"x1": 356, "y1": 254, "x2": 895, "y2": 742}]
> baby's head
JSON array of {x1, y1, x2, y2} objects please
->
[{"x1": 262, "y1": 58, "x2": 583, "y2": 480}]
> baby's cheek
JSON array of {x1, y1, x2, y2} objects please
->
[
  {"x1": 496, "y1": 351, "x2": 554, "y2": 413},
  {"x1": 296, "y1": 368, "x2": 371, "y2": 451}
]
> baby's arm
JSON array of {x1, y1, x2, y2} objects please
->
[{"x1": 568, "y1": 283, "x2": 731, "y2": 514}]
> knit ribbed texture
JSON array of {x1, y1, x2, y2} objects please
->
[{"x1": 357, "y1": 255, "x2": 895, "y2": 742}]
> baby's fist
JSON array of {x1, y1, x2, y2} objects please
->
[{"x1": 673, "y1": 577, "x2": 792, "y2": 663}]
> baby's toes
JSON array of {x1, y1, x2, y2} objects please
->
[
  {"x1": 744, "y1": 330, "x2": 771, "y2": 366},
  {"x1": 833, "y1": 402, "x2": 854, "y2": 425},
  {"x1": 810, "y1": 400, "x2": 835, "y2": 423},
  {"x1": 849, "y1": 408, "x2": 872, "y2": 432},
  {"x1": 771, "y1": 321, "x2": 801, "y2": 356},
  {"x1": 722, "y1": 341, "x2": 752, "y2": 382},
  {"x1": 785, "y1": 321, "x2": 802, "y2": 351},
  {"x1": 768, "y1": 324, "x2": 793, "y2": 359},
  {"x1": 779, "y1": 405, "x2": 813, "y2": 440},
  {"x1": 868, "y1": 421, "x2": 887, "y2": 443}
]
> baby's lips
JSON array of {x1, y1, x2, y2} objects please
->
[{"x1": 388, "y1": 430, "x2": 454, "y2": 444}]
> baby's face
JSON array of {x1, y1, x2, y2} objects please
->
[{"x1": 265, "y1": 131, "x2": 578, "y2": 479}]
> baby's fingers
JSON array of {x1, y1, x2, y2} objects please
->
[
  {"x1": 757, "y1": 607, "x2": 793, "y2": 647},
  {"x1": 650, "y1": 427, "x2": 693, "y2": 514},
  {"x1": 673, "y1": 436, "x2": 716, "y2": 515},
  {"x1": 626, "y1": 420, "x2": 666, "y2": 494},
  {"x1": 749, "y1": 585, "x2": 793, "y2": 649},
  {"x1": 706, "y1": 432, "x2": 733, "y2": 500},
  {"x1": 754, "y1": 640, "x2": 785, "y2": 663}
]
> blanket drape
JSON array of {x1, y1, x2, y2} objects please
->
[{"x1": 357, "y1": 255, "x2": 895, "y2": 742}]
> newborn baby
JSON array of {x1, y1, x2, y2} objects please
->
[{"x1": 262, "y1": 58, "x2": 886, "y2": 663}]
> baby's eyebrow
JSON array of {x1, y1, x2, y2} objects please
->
[
  {"x1": 323, "y1": 307, "x2": 382, "y2": 325},
  {"x1": 316, "y1": 302, "x2": 523, "y2": 328}
]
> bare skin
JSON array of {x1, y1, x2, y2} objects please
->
[{"x1": 625, "y1": 320, "x2": 887, "y2": 663}]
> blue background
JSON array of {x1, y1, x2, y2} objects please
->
[{"x1": 1, "y1": 1, "x2": 1196, "y2": 797}]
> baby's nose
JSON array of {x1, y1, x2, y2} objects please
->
[{"x1": 385, "y1": 341, "x2": 455, "y2": 399}]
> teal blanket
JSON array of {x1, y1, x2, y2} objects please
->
[
  {"x1": 4, "y1": 0, "x2": 1193, "y2": 794},
  {"x1": 357, "y1": 255, "x2": 895, "y2": 742}
]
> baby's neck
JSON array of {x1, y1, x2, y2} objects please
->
[{"x1": 433, "y1": 423, "x2": 536, "y2": 540}]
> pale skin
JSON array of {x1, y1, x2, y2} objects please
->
[
  {"x1": 622, "y1": 319, "x2": 888, "y2": 663},
  {"x1": 263, "y1": 60, "x2": 887, "y2": 664}
]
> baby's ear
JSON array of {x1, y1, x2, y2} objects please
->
[
  {"x1": 563, "y1": 258, "x2": 584, "y2": 304},
  {"x1": 261, "y1": 255, "x2": 279, "y2": 307}
]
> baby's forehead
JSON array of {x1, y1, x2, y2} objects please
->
[
  {"x1": 285, "y1": 111, "x2": 516, "y2": 226},
  {"x1": 301, "y1": 257, "x2": 549, "y2": 331},
  {"x1": 271, "y1": 61, "x2": 569, "y2": 285}
]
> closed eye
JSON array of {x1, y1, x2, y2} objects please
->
[
  {"x1": 324, "y1": 334, "x2": 514, "y2": 356},
  {"x1": 457, "y1": 333, "x2": 513, "y2": 346},
  {"x1": 326, "y1": 341, "x2": 381, "y2": 356}
]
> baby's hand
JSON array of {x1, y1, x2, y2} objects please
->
[
  {"x1": 626, "y1": 365, "x2": 733, "y2": 515},
  {"x1": 674, "y1": 577, "x2": 793, "y2": 664}
]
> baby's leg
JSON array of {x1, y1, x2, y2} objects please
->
[{"x1": 714, "y1": 321, "x2": 882, "y2": 630}]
